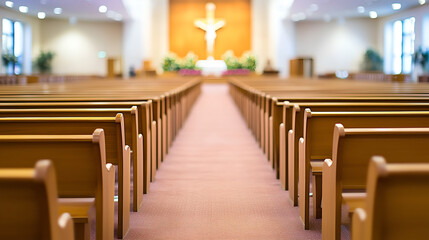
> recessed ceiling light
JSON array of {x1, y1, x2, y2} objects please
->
[
  {"x1": 5, "y1": 1, "x2": 13, "y2": 8},
  {"x1": 98, "y1": 5, "x2": 107, "y2": 13},
  {"x1": 392, "y1": 3, "x2": 401, "y2": 10},
  {"x1": 419, "y1": 0, "x2": 425, "y2": 4},
  {"x1": 53, "y1": 8, "x2": 62, "y2": 14},
  {"x1": 369, "y1": 11, "x2": 377, "y2": 19},
  {"x1": 357, "y1": 6, "x2": 365, "y2": 13},
  {"x1": 18, "y1": 6, "x2": 28, "y2": 13},
  {"x1": 38, "y1": 12, "x2": 46, "y2": 19}
]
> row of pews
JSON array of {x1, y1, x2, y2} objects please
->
[
  {"x1": 229, "y1": 76, "x2": 429, "y2": 240},
  {"x1": 0, "y1": 77, "x2": 202, "y2": 240}
]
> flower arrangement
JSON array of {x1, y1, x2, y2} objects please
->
[
  {"x1": 162, "y1": 52, "x2": 201, "y2": 75},
  {"x1": 222, "y1": 50, "x2": 256, "y2": 75}
]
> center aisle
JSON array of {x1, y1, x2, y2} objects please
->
[{"x1": 124, "y1": 84, "x2": 322, "y2": 240}]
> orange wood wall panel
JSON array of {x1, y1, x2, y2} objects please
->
[{"x1": 169, "y1": 0, "x2": 251, "y2": 60}]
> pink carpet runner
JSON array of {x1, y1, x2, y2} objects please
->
[{"x1": 123, "y1": 84, "x2": 345, "y2": 240}]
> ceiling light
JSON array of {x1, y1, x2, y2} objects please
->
[
  {"x1": 357, "y1": 6, "x2": 365, "y2": 13},
  {"x1": 419, "y1": 0, "x2": 425, "y2": 4},
  {"x1": 369, "y1": 11, "x2": 377, "y2": 19},
  {"x1": 392, "y1": 3, "x2": 401, "y2": 10},
  {"x1": 53, "y1": 8, "x2": 62, "y2": 14},
  {"x1": 5, "y1": 1, "x2": 13, "y2": 8},
  {"x1": 98, "y1": 5, "x2": 107, "y2": 13},
  {"x1": 38, "y1": 12, "x2": 46, "y2": 19},
  {"x1": 18, "y1": 6, "x2": 28, "y2": 13}
]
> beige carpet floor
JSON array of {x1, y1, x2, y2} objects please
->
[{"x1": 122, "y1": 84, "x2": 349, "y2": 240}]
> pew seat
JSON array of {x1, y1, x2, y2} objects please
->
[
  {"x1": 352, "y1": 156, "x2": 429, "y2": 240},
  {"x1": 0, "y1": 129, "x2": 115, "y2": 240},
  {"x1": 0, "y1": 160, "x2": 75, "y2": 240},
  {"x1": 322, "y1": 125, "x2": 429, "y2": 240}
]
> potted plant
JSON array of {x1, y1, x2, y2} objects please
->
[
  {"x1": 414, "y1": 47, "x2": 429, "y2": 82},
  {"x1": 34, "y1": 51, "x2": 55, "y2": 74},
  {"x1": 2, "y1": 52, "x2": 17, "y2": 66},
  {"x1": 361, "y1": 49, "x2": 383, "y2": 72},
  {"x1": 222, "y1": 50, "x2": 256, "y2": 75}
]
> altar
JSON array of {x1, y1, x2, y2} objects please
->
[{"x1": 196, "y1": 59, "x2": 227, "y2": 76}]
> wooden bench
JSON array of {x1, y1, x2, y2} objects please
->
[
  {"x1": 0, "y1": 101, "x2": 152, "y2": 194},
  {"x1": 284, "y1": 102, "x2": 429, "y2": 206},
  {"x1": 0, "y1": 160, "x2": 75, "y2": 240},
  {"x1": 352, "y1": 156, "x2": 429, "y2": 240},
  {"x1": 0, "y1": 129, "x2": 115, "y2": 240},
  {"x1": 0, "y1": 107, "x2": 144, "y2": 212},
  {"x1": 322, "y1": 125, "x2": 429, "y2": 240},
  {"x1": 299, "y1": 110, "x2": 429, "y2": 229},
  {"x1": 0, "y1": 116, "x2": 130, "y2": 238}
]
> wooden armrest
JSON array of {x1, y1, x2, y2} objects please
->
[
  {"x1": 58, "y1": 212, "x2": 75, "y2": 240},
  {"x1": 352, "y1": 208, "x2": 367, "y2": 240},
  {"x1": 58, "y1": 198, "x2": 95, "y2": 221},
  {"x1": 310, "y1": 161, "x2": 324, "y2": 174},
  {"x1": 342, "y1": 192, "x2": 367, "y2": 212}
]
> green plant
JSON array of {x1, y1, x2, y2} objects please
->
[
  {"x1": 162, "y1": 53, "x2": 180, "y2": 72},
  {"x1": 35, "y1": 51, "x2": 55, "y2": 74},
  {"x1": 414, "y1": 47, "x2": 429, "y2": 73},
  {"x1": 222, "y1": 50, "x2": 257, "y2": 71},
  {"x1": 179, "y1": 52, "x2": 198, "y2": 70},
  {"x1": 1, "y1": 51, "x2": 17, "y2": 66},
  {"x1": 222, "y1": 50, "x2": 242, "y2": 70},
  {"x1": 361, "y1": 49, "x2": 383, "y2": 72},
  {"x1": 240, "y1": 51, "x2": 256, "y2": 71}
]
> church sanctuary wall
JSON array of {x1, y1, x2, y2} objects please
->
[
  {"x1": 376, "y1": 3, "x2": 429, "y2": 74},
  {"x1": 40, "y1": 19, "x2": 123, "y2": 76},
  {"x1": 169, "y1": 0, "x2": 251, "y2": 60},
  {"x1": 0, "y1": 6, "x2": 41, "y2": 75},
  {"x1": 295, "y1": 18, "x2": 378, "y2": 75}
]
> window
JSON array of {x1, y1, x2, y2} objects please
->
[
  {"x1": 2, "y1": 18, "x2": 24, "y2": 75},
  {"x1": 392, "y1": 17, "x2": 415, "y2": 74}
]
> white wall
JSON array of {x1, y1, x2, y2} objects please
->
[
  {"x1": 40, "y1": 19, "x2": 123, "y2": 76},
  {"x1": 122, "y1": 0, "x2": 169, "y2": 76},
  {"x1": 0, "y1": 6, "x2": 41, "y2": 74},
  {"x1": 295, "y1": 18, "x2": 378, "y2": 75},
  {"x1": 252, "y1": 0, "x2": 295, "y2": 76}
]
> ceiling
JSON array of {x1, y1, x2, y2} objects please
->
[
  {"x1": 289, "y1": 0, "x2": 425, "y2": 21},
  {"x1": 0, "y1": 0, "x2": 426, "y2": 22},
  {"x1": 1, "y1": 0, "x2": 129, "y2": 21}
]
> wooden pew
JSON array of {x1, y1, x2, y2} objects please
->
[
  {"x1": 0, "y1": 101, "x2": 152, "y2": 194},
  {"x1": 352, "y1": 156, "x2": 429, "y2": 240},
  {"x1": 299, "y1": 110, "x2": 429, "y2": 229},
  {"x1": 0, "y1": 129, "x2": 115, "y2": 240},
  {"x1": 0, "y1": 160, "x2": 75, "y2": 240},
  {"x1": 322, "y1": 125, "x2": 429, "y2": 240},
  {"x1": 284, "y1": 102, "x2": 429, "y2": 206},
  {"x1": 0, "y1": 107, "x2": 144, "y2": 212},
  {"x1": 0, "y1": 116, "x2": 130, "y2": 238}
]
